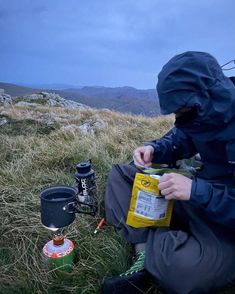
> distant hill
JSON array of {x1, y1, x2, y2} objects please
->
[
  {"x1": 65, "y1": 86, "x2": 157, "y2": 100},
  {"x1": 0, "y1": 82, "x2": 160, "y2": 116},
  {"x1": 56, "y1": 86, "x2": 160, "y2": 116},
  {"x1": 18, "y1": 83, "x2": 82, "y2": 90},
  {"x1": 0, "y1": 82, "x2": 41, "y2": 97}
]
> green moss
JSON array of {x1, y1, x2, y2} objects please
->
[
  {"x1": 13, "y1": 96, "x2": 48, "y2": 105},
  {"x1": 29, "y1": 98, "x2": 48, "y2": 105}
]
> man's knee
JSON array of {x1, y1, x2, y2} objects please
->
[
  {"x1": 155, "y1": 264, "x2": 209, "y2": 294},
  {"x1": 147, "y1": 255, "x2": 212, "y2": 294},
  {"x1": 145, "y1": 230, "x2": 214, "y2": 294}
]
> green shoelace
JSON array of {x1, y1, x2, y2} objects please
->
[{"x1": 120, "y1": 251, "x2": 145, "y2": 276}]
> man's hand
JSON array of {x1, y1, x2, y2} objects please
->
[
  {"x1": 133, "y1": 145, "x2": 154, "y2": 168},
  {"x1": 158, "y1": 173, "x2": 192, "y2": 201}
]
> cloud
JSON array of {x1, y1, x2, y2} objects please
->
[
  {"x1": 0, "y1": 0, "x2": 235, "y2": 87},
  {"x1": 0, "y1": 1, "x2": 48, "y2": 20},
  {"x1": 31, "y1": 5, "x2": 48, "y2": 14}
]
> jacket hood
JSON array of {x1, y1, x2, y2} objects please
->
[{"x1": 157, "y1": 51, "x2": 235, "y2": 127}]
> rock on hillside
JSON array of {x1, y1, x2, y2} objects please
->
[
  {"x1": 13, "y1": 92, "x2": 89, "y2": 110},
  {"x1": 0, "y1": 90, "x2": 106, "y2": 135},
  {"x1": 0, "y1": 89, "x2": 12, "y2": 106}
]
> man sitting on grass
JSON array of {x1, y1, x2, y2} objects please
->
[{"x1": 102, "y1": 51, "x2": 235, "y2": 294}]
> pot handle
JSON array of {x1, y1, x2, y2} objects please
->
[{"x1": 63, "y1": 201, "x2": 97, "y2": 216}]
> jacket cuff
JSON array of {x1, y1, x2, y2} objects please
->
[
  {"x1": 190, "y1": 178, "x2": 212, "y2": 206},
  {"x1": 144, "y1": 143, "x2": 162, "y2": 163}
]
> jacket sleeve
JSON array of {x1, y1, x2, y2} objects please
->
[
  {"x1": 191, "y1": 178, "x2": 235, "y2": 227},
  {"x1": 146, "y1": 127, "x2": 197, "y2": 165}
]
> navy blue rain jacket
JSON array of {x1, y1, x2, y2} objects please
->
[{"x1": 149, "y1": 51, "x2": 235, "y2": 228}]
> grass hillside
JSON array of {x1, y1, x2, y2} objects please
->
[{"x1": 0, "y1": 105, "x2": 234, "y2": 294}]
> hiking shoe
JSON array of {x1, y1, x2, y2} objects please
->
[
  {"x1": 101, "y1": 251, "x2": 149, "y2": 294},
  {"x1": 120, "y1": 251, "x2": 145, "y2": 276}
]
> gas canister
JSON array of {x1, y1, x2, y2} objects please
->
[{"x1": 43, "y1": 234, "x2": 74, "y2": 271}]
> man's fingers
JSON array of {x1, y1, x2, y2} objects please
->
[
  {"x1": 160, "y1": 187, "x2": 174, "y2": 196},
  {"x1": 133, "y1": 146, "x2": 154, "y2": 167},
  {"x1": 158, "y1": 181, "x2": 169, "y2": 190},
  {"x1": 158, "y1": 173, "x2": 192, "y2": 201},
  {"x1": 143, "y1": 148, "x2": 152, "y2": 163},
  {"x1": 158, "y1": 174, "x2": 174, "y2": 190},
  {"x1": 159, "y1": 173, "x2": 173, "y2": 182},
  {"x1": 133, "y1": 157, "x2": 145, "y2": 167},
  {"x1": 133, "y1": 150, "x2": 145, "y2": 166}
]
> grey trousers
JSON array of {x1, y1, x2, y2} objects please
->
[{"x1": 104, "y1": 164, "x2": 235, "y2": 294}]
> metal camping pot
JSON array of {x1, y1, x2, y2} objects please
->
[{"x1": 39, "y1": 185, "x2": 95, "y2": 230}]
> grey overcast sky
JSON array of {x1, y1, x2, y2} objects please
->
[{"x1": 0, "y1": 0, "x2": 235, "y2": 89}]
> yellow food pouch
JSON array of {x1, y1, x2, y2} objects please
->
[{"x1": 126, "y1": 173, "x2": 173, "y2": 228}]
